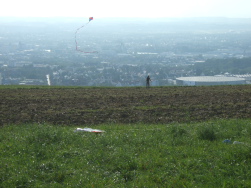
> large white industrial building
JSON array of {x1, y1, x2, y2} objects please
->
[{"x1": 176, "y1": 76, "x2": 246, "y2": 86}]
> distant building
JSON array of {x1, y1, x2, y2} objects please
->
[
  {"x1": 232, "y1": 74, "x2": 251, "y2": 81},
  {"x1": 19, "y1": 79, "x2": 45, "y2": 85},
  {"x1": 176, "y1": 76, "x2": 246, "y2": 86}
]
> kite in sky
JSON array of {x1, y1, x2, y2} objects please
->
[
  {"x1": 89, "y1": 17, "x2": 93, "y2": 21},
  {"x1": 75, "y1": 17, "x2": 97, "y2": 53}
]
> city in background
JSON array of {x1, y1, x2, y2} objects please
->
[{"x1": 0, "y1": 17, "x2": 251, "y2": 86}]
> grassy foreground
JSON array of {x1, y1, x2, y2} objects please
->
[{"x1": 1, "y1": 119, "x2": 251, "y2": 187}]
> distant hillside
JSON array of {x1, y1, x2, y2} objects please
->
[{"x1": 1, "y1": 85, "x2": 251, "y2": 126}]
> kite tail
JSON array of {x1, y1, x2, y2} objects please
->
[{"x1": 75, "y1": 21, "x2": 92, "y2": 53}]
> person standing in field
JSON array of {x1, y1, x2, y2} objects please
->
[{"x1": 146, "y1": 75, "x2": 151, "y2": 88}]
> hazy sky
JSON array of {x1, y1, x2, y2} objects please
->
[{"x1": 1, "y1": 0, "x2": 251, "y2": 18}]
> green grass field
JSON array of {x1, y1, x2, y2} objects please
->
[{"x1": 1, "y1": 119, "x2": 251, "y2": 187}]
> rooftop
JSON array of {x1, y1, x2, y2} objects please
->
[{"x1": 176, "y1": 76, "x2": 246, "y2": 82}]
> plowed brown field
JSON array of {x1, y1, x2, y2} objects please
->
[{"x1": 1, "y1": 85, "x2": 251, "y2": 126}]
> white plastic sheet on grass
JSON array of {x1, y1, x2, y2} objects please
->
[{"x1": 74, "y1": 128, "x2": 105, "y2": 133}]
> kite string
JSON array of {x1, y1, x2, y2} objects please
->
[{"x1": 75, "y1": 21, "x2": 92, "y2": 52}]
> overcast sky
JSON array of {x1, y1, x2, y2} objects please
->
[{"x1": 1, "y1": 0, "x2": 251, "y2": 18}]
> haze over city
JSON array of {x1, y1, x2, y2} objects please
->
[{"x1": 1, "y1": 0, "x2": 251, "y2": 18}]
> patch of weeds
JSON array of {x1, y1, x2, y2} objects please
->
[
  {"x1": 37, "y1": 162, "x2": 59, "y2": 173},
  {"x1": 171, "y1": 126, "x2": 187, "y2": 138},
  {"x1": 26, "y1": 124, "x2": 63, "y2": 145},
  {"x1": 53, "y1": 172, "x2": 66, "y2": 184},
  {"x1": 197, "y1": 125, "x2": 216, "y2": 141},
  {"x1": 170, "y1": 125, "x2": 189, "y2": 146},
  {"x1": 14, "y1": 175, "x2": 31, "y2": 188}
]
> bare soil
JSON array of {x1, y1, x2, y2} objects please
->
[{"x1": 1, "y1": 85, "x2": 251, "y2": 126}]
